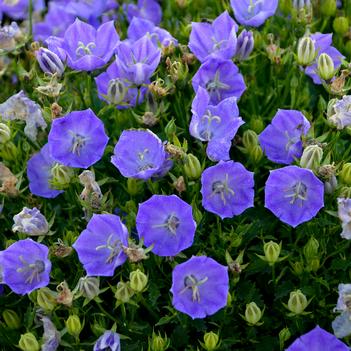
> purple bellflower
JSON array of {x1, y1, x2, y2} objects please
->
[
  {"x1": 111, "y1": 129, "x2": 166, "y2": 180},
  {"x1": 286, "y1": 326, "x2": 349, "y2": 351},
  {"x1": 124, "y1": 0, "x2": 162, "y2": 25},
  {"x1": 192, "y1": 58, "x2": 246, "y2": 105},
  {"x1": 259, "y1": 109, "x2": 311, "y2": 165},
  {"x1": 230, "y1": 0, "x2": 279, "y2": 27},
  {"x1": 46, "y1": 18, "x2": 119, "y2": 71},
  {"x1": 170, "y1": 256, "x2": 229, "y2": 319},
  {"x1": 201, "y1": 161, "x2": 254, "y2": 219},
  {"x1": 136, "y1": 195, "x2": 196, "y2": 256},
  {"x1": 235, "y1": 29, "x2": 254, "y2": 61},
  {"x1": 190, "y1": 87, "x2": 244, "y2": 161},
  {"x1": 12, "y1": 207, "x2": 49, "y2": 236},
  {"x1": 1, "y1": 238, "x2": 51, "y2": 295},
  {"x1": 35, "y1": 48, "x2": 65, "y2": 77},
  {"x1": 94, "y1": 330, "x2": 121, "y2": 351},
  {"x1": 0, "y1": 0, "x2": 44, "y2": 19},
  {"x1": 73, "y1": 214, "x2": 128, "y2": 276},
  {"x1": 189, "y1": 11, "x2": 238, "y2": 62},
  {"x1": 48, "y1": 109, "x2": 109, "y2": 169},
  {"x1": 264, "y1": 165, "x2": 324, "y2": 227}
]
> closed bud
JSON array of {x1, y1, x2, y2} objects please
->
[
  {"x1": 300, "y1": 145, "x2": 323, "y2": 171},
  {"x1": 18, "y1": 333, "x2": 39, "y2": 351},
  {"x1": 183, "y1": 154, "x2": 202, "y2": 180},
  {"x1": 250, "y1": 117, "x2": 265, "y2": 134},
  {"x1": 164, "y1": 119, "x2": 177, "y2": 138},
  {"x1": 0, "y1": 122, "x2": 11, "y2": 143},
  {"x1": 263, "y1": 241, "x2": 281, "y2": 266},
  {"x1": 297, "y1": 37, "x2": 316, "y2": 66},
  {"x1": 130, "y1": 269, "x2": 148, "y2": 292},
  {"x1": 291, "y1": 261, "x2": 304, "y2": 275},
  {"x1": 321, "y1": 0, "x2": 337, "y2": 16},
  {"x1": 303, "y1": 236, "x2": 319, "y2": 260},
  {"x1": 127, "y1": 177, "x2": 144, "y2": 196},
  {"x1": 287, "y1": 290, "x2": 308, "y2": 315},
  {"x1": 66, "y1": 315, "x2": 82, "y2": 338},
  {"x1": 325, "y1": 175, "x2": 338, "y2": 194},
  {"x1": 242, "y1": 130, "x2": 258, "y2": 149},
  {"x1": 37, "y1": 287, "x2": 57, "y2": 312},
  {"x1": 333, "y1": 17, "x2": 349, "y2": 34},
  {"x1": 244, "y1": 302, "x2": 263, "y2": 326},
  {"x1": 340, "y1": 186, "x2": 351, "y2": 198},
  {"x1": 235, "y1": 30, "x2": 254, "y2": 61},
  {"x1": 340, "y1": 163, "x2": 351, "y2": 185},
  {"x1": 107, "y1": 78, "x2": 127, "y2": 105},
  {"x1": 203, "y1": 331, "x2": 220, "y2": 351},
  {"x1": 115, "y1": 281, "x2": 134, "y2": 303},
  {"x1": 249, "y1": 145, "x2": 263, "y2": 163},
  {"x1": 50, "y1": 163, "x2": 74, "y2": 190},
  {"x1": 2, "y1": 309, "x2": 21, "y2": 329},
  {"x1": 149, "y1": 331, "x2": 170, "y2": 351},
  {"x1": 318, "y1": 53, "x2": 335, "y2": 81},
  {"x1": 35, "y1": 48, "x2": 65, "y2": 77},
  {"x1": 77, "y1": 276, "x2": 100, "y2": 300},
  {"x1": 307, "y1": 257, "x2": 320, "y2": 272}
]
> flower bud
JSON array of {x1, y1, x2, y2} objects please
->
[
  {"x1": 287, "y1": 290, "x2": 308, "y2": 315},
  {"x1": 149, "y1": 331, "x2": 170, "y2": 351},
  {"x1": 18, "y1": 333, "x2": 39, "y2": 351},
  {"x1": 127, "y1": 177, "x2": 144, "y2": 196},
  {"x1": 235, "y1": 30, "x2": 254, "y2": 61},
  {"x1": 12, "y1": 207, "x2": 49, "y2": 236},
  {"x1": 115, "y1": 281, "x2": 134, "y2": 303},
  {"x1": 300, "y1": 145, "x2": 323, "y2": 171},
  {"x1": 340, "y1": 186, "x2": 351, "y2": 198},
  {"x1": 291, "y1": 261, "x2": 304, "y2": 275},
  {"x1": 165, "y1": 119, "x2": 177, "y2": 138},
  {"x1": 297, "y1": 37, "x2": 316, "y2": 66},
  {"x1": 279, "y1": 327, "x2": 291, "y2": 350},
  {"x1": 263, "y1": 241, "x2": 281, "y2": 266},
  {"x1": 37, "y1": 287, "x2": 57, "y2": 312},
  {"x1": 107, "y1": 78, "x2": 127, "y2": 105},
  {"x1": 244, "y1": 302, "x2": 263, "y2": 326},
  {"x1": 321, "y1": 0, "x2": 337, "y2": 16},
  {"x1": 340, "y1": 163, "x2": 351, "y2": 186},
  {"x1": 303, "y1": 236, "x2": 319, "y2": 260},
  {"x1": 250, "y1": 117, "x2": 265, "y2": 134},
  {"x1": 2, "y1": 309, "x2": 21, "y2": 329},
  {"x1": 318, "y1": 53, "x2": 335, "y2": 81},
  {"x1": 333, "y1": 17, "x2": 349, "y2": 34},
  {"x1": 77, "y1": 276, "x2": 100, "y2": 300},
  {"x1": 130, "y1": 269, "x2": 148, "y2": 293},
  {"x1": 325, "y1": 175, "x2": 338, "y2": 194},
  {"x1": 249, "y1": 145, "x2": 263, "y2": 163},
  {"x1": 50, "y1": 163, "x2": 74, "y2": 190},
  {"x1": 0, "y1": 122, "x2": 11, "y2": 143},
  {"x1": 66, "y1": 315, "x2": 82, "y2": 338},
  {"x1": 183, "y1": 154, "x2": 202, "y2": 180},
  {"x1": 203, "y1": 331, "x2": 220, "y2": 351},
  {"x1": 242, "y1": 130, "x2": 258, "y2": 149},
  {"x1": 307, "y1": 257, "x2": 320, "y2": 272},
  {"x1": 35, "y1": 48, "x2": 65, "y2": 77}
]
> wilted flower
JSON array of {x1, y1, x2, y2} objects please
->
[
  {"x1": 170, "y1": 256, "x2": 229, "y2": 319},
  {"x1": 124, "y1": 0, "x2": 162, "y2": 25},
  {"x1": 201, "y1": 161, "x2": 254, "y2": 219},
  {"x1": 94, "y1": 330, "x2": 121, "y2": 351},
  {"x1": 2, "y1": 239, "x2": 51, "y2": 295},
  {"x1": 35, "y1": 48, "x2": 65, "y2": 77},
  {"x1": 192, "y1": 58, "x2": 246, "y2": 105},
  {"x1": 79, "y1": 170, "x2": 102, "y2": 209},
  {"x1": 259, "y1": 109, "x2": 310, "y2": 165},
  {"x1": 337, "y1": 198, "x2": 351, "y2": 240},
  {"x1": 0, "y1": 91, "x2": 46, "y2": 141},
  {"x1": 111, "y1": 129, "x2": 166, "y2": 180},
  {"x1": 48, "y1": 109, "x2": 109, "y2": 169},
  {"x1": 41, "y1": 316, "x2": 60, "y2": 351},
  {"x1": 73, "y1": 214, "x2": 129, "y2": 276},
  {"x1": 75, "y1": 276, "x2": 100, "y2": 300},
  {"x1": 332, "y1": 311, "x2": 351, "y2": 339},
  {"x1": 136, "y1": 194, "x2": 196, "y2": 256},
  {"x1": 328, "y1": 95, "x2": 351, "y2": 130},
  {"x1": 264, "y1": 166, "x2": 324, "y2": 227},
  {"x1": 189, "y1": 11, "x2": 238, "y2": 62},
  {"x1": 335, "y1": 283, "x2": 351, "y2": 312},
  {"x1": 235, "y1": 29, "x2": 254, "y2": 61},
  {"x1": 0, "y1": 162, "x2": 19, "y2": 197},
  {"x1": 190, "y1": 87, "x2": 244, "y2": 161},
  {"x1": 230, "y1": 0, "x2": 279, "y2": 27},
  {"x1": 12, "y1": 207, "x2": 49, "y2": 236},
  {"x1": 0, "y1": 22, "x2": 22, "y2": 51}
]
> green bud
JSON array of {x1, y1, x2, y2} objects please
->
[
  {"x1": 149, "y1": 331, "x2": 170, "y2": 351},
  {"x1": 291, "y1": 261, "x2": 304, "y2": 275},
  {"x1": 1, "y1": 141, "x2": 18, "y2": 161},
  {"x1": 242, "y1": 130, "x2": 259, "y2": 149},
  {"x1": 127, "y1": 177, "x2": 144, "y2": 196},
  {"x1": 77, "y1": 276, "x2": 100, "y2": 300},
  {"x1": 244, "y1": 302, "x2": 264, "y2": 326},
  {"x1": 50, "y1": 163, "x2": 74, "y2": 190},
  {"x1": 340, "y1": 163, "x2": 351, "y2": 185},
  {"x1": 0, "y1": 122, "x2": 11, "y2": 143},
  {"x1": 115, "y1": 281, "x2": 134, "y2": 303},
  {"x1": 297, "y1": 37, "x2": 316, "y2": 66},
  {"x1": 333, "y1": 17, "x2": 349, "y2": 34},
  {"x1": 318, "y1": 53, "x2": 335, "y2": 81},
  {"x1": 279, "y1": 327, "x2": 291, "y2": 350},
  {"x1": 18, "y1": 333, "x2": 40, "y2": 351},
  {"x1": 250, "y1": 117, "x2": 265, "y2": 134},
  {"x1": 303, "y1": 236, "x2": 319, "y2": 260},
  {"x1": 66, "y1": 315, "x2": 82, "y2": 338},
  {"x1": 300, "y1": 145, "x2": 323, "y2": 171},
  {"x1": 37, "y1": 287, "x2": 57, "y2": 312},
  {"x1": 287, "y1": 290, "x2": 308, "y2": 315},
  {"x1": 263, "y1": 241, "x2": 281, "y2": 266},
  {"x1": 321, "y1": 0, "x2": 337, "y2": 16},
  {"x1": 203, "y1": 331, "x2": 220, "y2": 351},
  {"x1": 340, "y1": 186, "x2": 351, "y2": 198},
  {"x1": 249, "y1": 144, "x2": 263, "y2": 163},
  {"x1": 130, "y1": 269, "x2": 148, "y2": 292},
  {"x1": 2, "y1": 309, "x2": 21, "y2": 329},
  {"x1": 183, "y1": 153, "x2": 202, "y2": 180},
  {"x1": 107, "y1": 78, "x2": 127, "y2": 105},
  {"x1": 164, "y1": 119, "x2": 177, "y2": 138},
  {"x1": 307, "y1": 257, "x2": 320, "y2": 272}
]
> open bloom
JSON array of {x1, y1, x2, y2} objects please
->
[
  {"x1": 46, "y1": 18, "x2": 119, "y2": 71},
  {"x1": 1, "y1": 239, "x2": 51, "y2": 295},
  {"x1": 201, "y1": 161, "x2": 254, "y2": 219},
  {"x1": 94, "y1": 330, "x2": 121, "y2": 351},
  {"x1": 12, "y1": 207, "x2": 49, "y2": 236},
  {"x1": 259, "y1": 109, "x2": 311, "y2": 165},
  {"x1": 136, "y1": 195, "x2": 196, "y2": 256},
  {"x1": 48, "y1": 109, "x2": 109, "y2": 169},
  {"x1": 190, "y1": 87, "x2": 244, "y2": 161},
  {"x1": 124, "y1": 0, "x2": 162, "y2": 25},
  {"x1": 192, "y1": 58, "x2": 246, "y2": 105},
  {"x1": 286, "y1": 326, "x2": 349, "y2": 351},
  {"x1": 170, "y1": 256, "x2": 229, "y2": 319},
  {"x1": 337, "y1": 198, "x2": 351, "y2": 240},
  {"x1": 73, "y1": 214, "x2": 129, "y2": 276},
  {"x1": 111, "y1": 129, "x2": 166, "y2": 180},
  {"x1": 189, "y1": 11, "x2": 238, "y2": 62},
  {"x1": 264, "y1": 166, "x2": 324, "y2": 227},
  {"x1": 230, "y1": 0, "x2": 278, "y2": 27}
]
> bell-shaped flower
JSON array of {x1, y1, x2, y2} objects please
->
[
  {"x1": 124, "y1": 0, "x2": 162, "y2": 25},
  {"x1": 93, "y1": 330, "x2": 121, "y2": 351}
]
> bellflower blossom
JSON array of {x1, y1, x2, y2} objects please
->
[
  {"x1": 111, "y1": 129, "x2": 166, "y2": 180},
  {"x1": 12, "y1": 207, "x2": 49, "y2": 236},
  {"x1": 230, "y1": 0, "x2": 279, "y2": 27},
  {"x1": 189, "y1": 11, "x2": 238, "y2": 62},
  {"x1": 94, "y1": 330, "x2": 120, "y2": 351},
  {"x1": 0, "y1": 91, "x2": 46, "y2": 142},
  {"x1": 0, "y1": 0, "x2": 44, "y2": 19},
  {"x1": 46, "y1": 19, "x2": 119, "y2": 71},
  {"x1": 201, "y1": 161, "x2": 254, "y2": 219},
  {"x1": 264, "y1": 166, "x2": 324, "y2": 227},
  {"x1": 190, "y1": 87, "x2": 244, "y2": 161},
  {"x1": 192, "y1": 58, "x2": 246, "y2": 105},
  {"x1": 48, "y1": 109, "x2": 109, "y2": 169},
  {"x1": 1, "y1": 239, "x2": 51, "y2": 295},
  {"x1": 73, "y1": 214, "x2": 129, "y2": 276},
  {"x1": 136, "y1": 195, "x2": 196, "y2": 256},
  {"x1": 286, "y1": 326, "x2": 349, "y2": 351},
  {"x1": 27, "y1": 144, "x2": 64, "y2": 199},
  {"x1": 259, "y1": 109, "x2": 311, "y2": 165},
  {"x1": 170, "y1": 256, "x2": 229, "y2": 319},
  {"x1": 329, "y1": 96, "x2": 351, "y2": 130},
  {"x1": 124, "y1": 0, "x2": 162, "y2": 25},
  {"x1": 337, "y1": 198, "x2": 351, "y2": 240}
]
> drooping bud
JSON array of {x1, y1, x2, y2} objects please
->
[
  {"x1": 183, "y1": 154, "x2": 202, "y2": 180},
  {"x1": 50, "y1": 163, "x2": 74, "y2": 190},
  {"x1": 263, "y1": 241, "x2": 281, "y2": 266},
  {"x1": 244, "y1": 302, "x2": 264, "y2": 326},
  {"x1": 107, "y1": 78, "x2": 128, "y2": 105},
  {"x1": 320, "y1": 0, "x2": 337, "y2": 16},
  {"x1": 0, "y1": 122, "x2": 11, "y2": 143},
  {"x1": 18, "y1": 333, "x2": 40, "y2": 351},
  {"x1": 76, "y1": 276, "x2": 100, "y2": 300},
  {"x1": 66, "y1": 315, "x2": 82, "y2": 338},
  {"x1": 235, "y1": 30, "x2": 254, "y2": 61},
  {"x1": 287, "y1": 290, "x2": 308, "y2": 315},
  {"x1": 12, "y1": 207, "x2": 49, "y2": 236},
  {"x1": 149, "y1": 331, "x2": 170, "y2": 351},
  {"x1": 333, "y1": 17, "x2": 349, "y2": 34},
  {"x1": 317, "y1": 53, "x2": 335, "y2": 81},
  {"x1": 130, "y1": 269, "x2": 148, "y2": 293},
  {"x1": 340, "y1": 163, "x2": 351, "y2": 186},
  {"x1": 297, "y1": 37, "x2": 316, "y2": 66},
  {"x1": 203, "y1": 331, "x2": 220, "y2": 351},
  {"x1": 37, "y1": 287, "x2": 58, "y2": 312},
  {"x1": 115, "y1": 281, "x2": 134, "y2": 304},
  {"x1": 2, "y1": 309, "x2": 21, "y2": 329},
  {"x1": 35, "y1": 48, "x2": 65, "y2": 77},
  {"x1": 300, "y1": 145, "x2": 323, "y2": 171}
]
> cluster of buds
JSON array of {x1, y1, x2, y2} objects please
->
[{"x1": 240, "y1": 130, "x2": 263, "y2": 164}]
